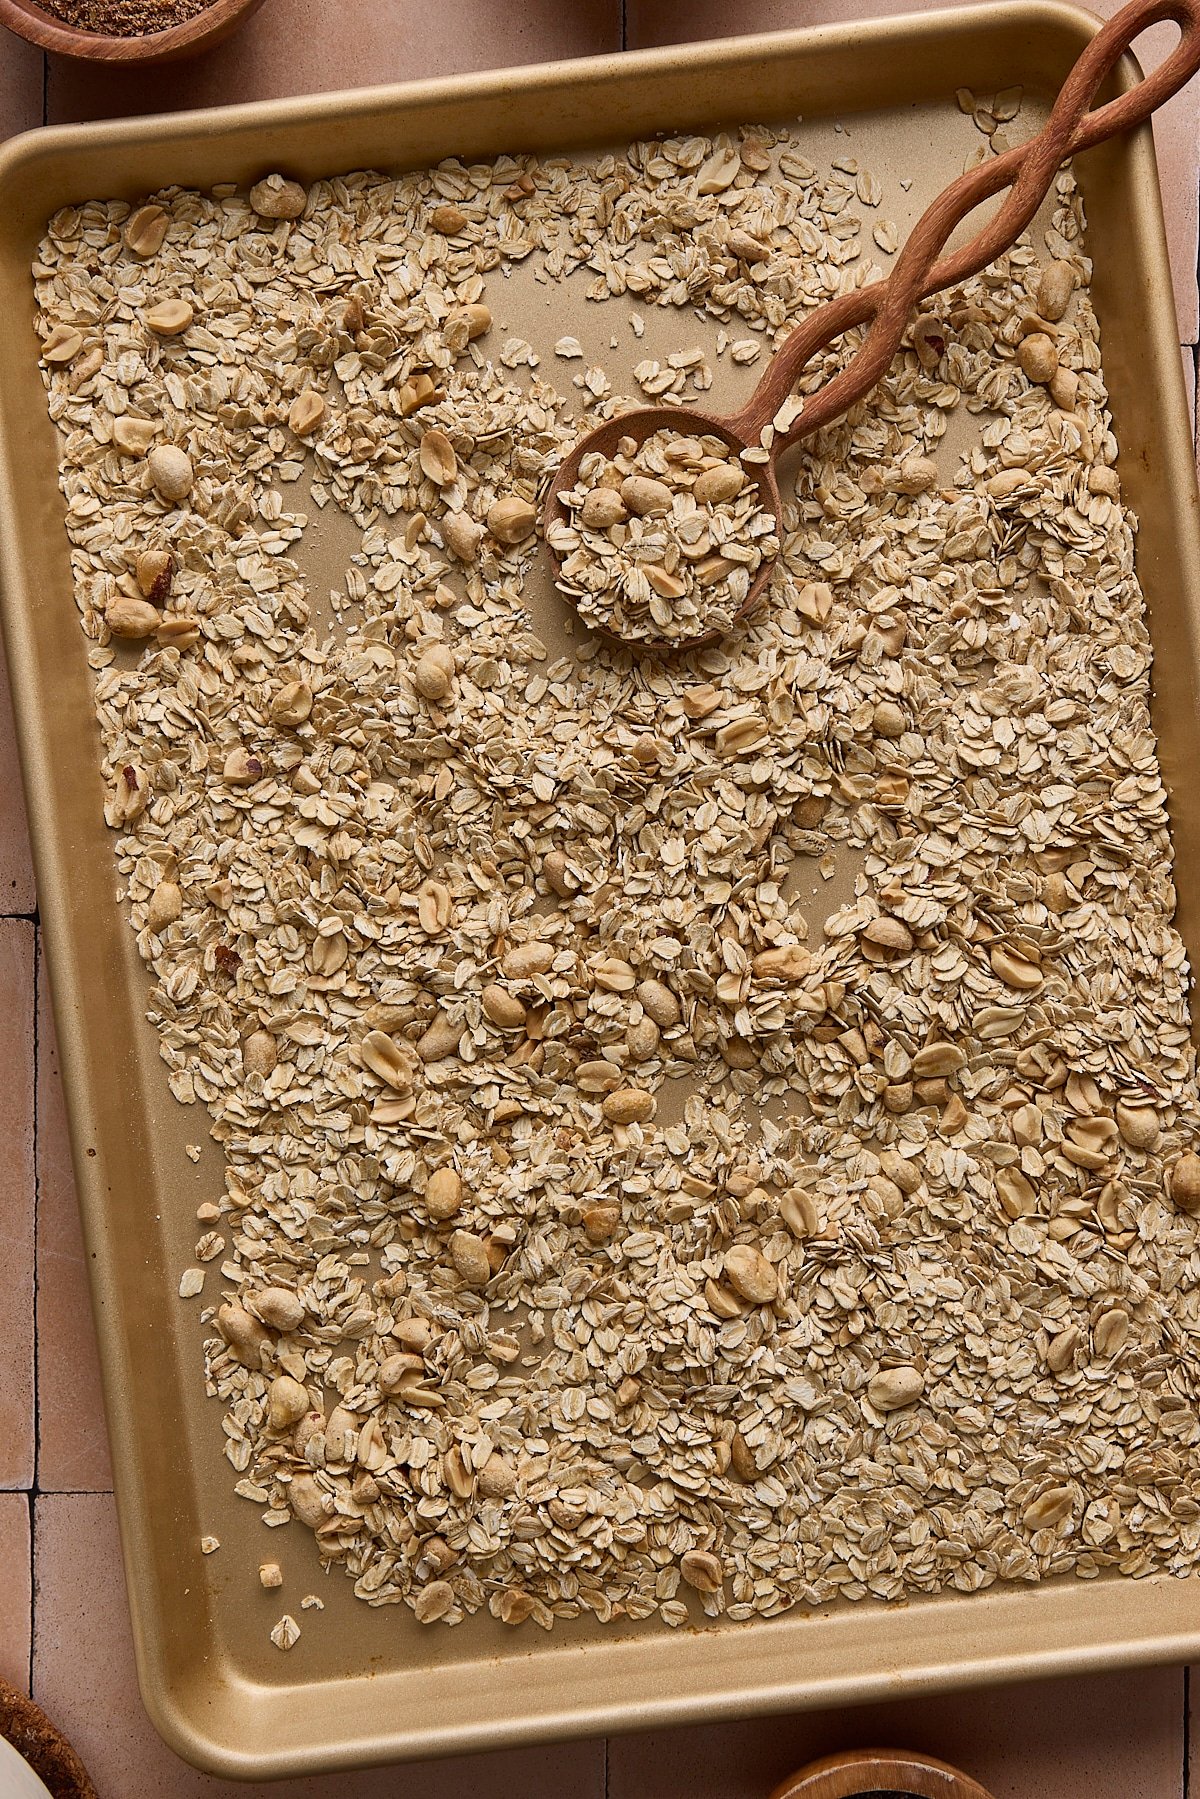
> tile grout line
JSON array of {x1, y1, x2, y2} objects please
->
[
  {"x1": 23, "y1": 1482, "x2": 32, "y2": 1691},
  {"x1": 1185, "y1": 1664, "x2": 1191, "y2": 1798},
  {"x1": 27, "y1": 919, "x2": 40, "y2": 1698},
  {"x1": 30, "y1": 924, "x2": 40, "y2": 1508},
  {"x1": 36, "y1": 1487, "x2": 114, "y2": 1497}
]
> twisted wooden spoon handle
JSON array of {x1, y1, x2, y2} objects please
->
[{"x1": 729, "y1": 0, "x2": 1200, "y2": 452}]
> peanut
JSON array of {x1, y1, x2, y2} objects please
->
[
  {"x1": 867, "y1": 1366, "x2": 924, "y2": 1412},
  {"x1": 270, "y1": 681, "x2": 313, "y2": 727},
  {"x1": 430, "y1": 203, "x2": 467, "y2": 234},
  {"x1": 425, "y1": 1167, "x2": 463, "y2": 1220},
  {"x1": 680, "y1": 1549, "x2": 723, "y2": 1592},
  {"x1": 1018, "y1": 332, "x2": 1059, "y2": 385},
  {"x1": 694, "y1": 464, "x2": 744, "y2": 504},
  {"x1": 42, "y1": 324, "x2": 83, "y2": 364},
  {"x1": 268, "y1": 1375, "x2": 310, "y2": 1430},
  {"x1": 724, "y1": 1244, "x2": 778, "y2": 1304},
  {"x1": 288, "y1": 389, "x2": 326, "y2": 436},
  {"x1": 1037, "y1": 258, "x2": 1076, "y2": 321},
  {"x1": 911, "y1": 1042, "x2": 965, "y2": 1078},
  {"x1": 580, "y1": 487, "x2": 627, "y2": 528},
  {"x1": 146, "y1": 880, "x2": 181, "y2": 932},
  {"x1": 113, "y1": 417, "x2": 156, "y2": 456},
  {"x1": 414, "y1": 650, "x2": 454, "y2": 701},
  {"x1": 501, "y1": 941, "x2": 554, "y2": 979},
  {"x1": 487, "y1": 496, "x2": 538, "y2": 544},
  {"x1": 148, "y1": 444, "x2": 194, "y2": 501},
  {"x1": 250, "y1": 175, "x2": 307, "y2": 220},
  {"x1": 482, "y1": 983, "x2": 526, "y2": 1029},
  {"x1": 418, "y1": 429, "x2": 457, "y2": 485},
  {"x1": 442, "y1": 510, "x2": 484, "y2": 560},
  {"x1": 862, "y1": 916, "x2": 913, "y2": 953},
  {"x1": 601, "y1": 1087, "x2": 655, "y2": 1124},
  {"x1": 222, "y1": 747, "x2": 263, "y2": 785},
  {"x1": 450, "y1": 1230, "x2": 492, "y2": 1286},
  {"x1": 106, "y1": 595, "x2": 161, "y2": 639},
  {"x1": 288, "y1": 1473, "x2": 328, "y2": 1529},
  {"x1": 123, "y1": 204, "x2": 169, "y2": 256},
  {"x1": 620, "y1": 474, "x2": 673, "y2": 517},
  {"x1": 256, "y1": 1286, "x2": 303, "y2": 1330},
  {"x1": 217, "y1": 1302, "x2": 271, "y2": 1369},
  {"x1": 447, "y1": 302, "x2": 491, "y2": 340},
  {"x1": 144, "y1": 297, "x2": 193, "y2": 336},
  {"x1": 1169, "y1": 1152, "x2": 1200, "y2": 1215},
  {"x1": 360, "y1": 1030, "x2": 418, "y2": 1092},
  {"x1": 637, "y1": 978, "x2": 680, "y2": 1025},
  {"x1": 910, "y1": 315, "x2": 946, "y2": 369},
  {"x1": 136, "y1": 549, "x2": 174, "y2": 603}
]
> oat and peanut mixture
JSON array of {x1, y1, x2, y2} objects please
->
[
  {"x1": 32, "y1": 112, "x2": 1200, "y2": 1640},
  {"x1": 551, "y1": 429, "x2": 779, "y2": 643}
]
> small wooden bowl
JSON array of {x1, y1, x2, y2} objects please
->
[
  {"x1": 770, "y1": 1748, "x2": 997, "y2": 1799},
  {"x1": 0, "y1": 0, "x2": 267, "y2": 63},
  {"x1": 0, "y1": 1677, "x2": 98, "y2": 1798}
]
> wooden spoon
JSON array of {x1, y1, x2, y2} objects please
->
[{"x1": 543, "y1": 0, "x2": 1200, "y2": 653}]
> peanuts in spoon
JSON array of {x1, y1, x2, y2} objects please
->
[{"x1": 548, "y1": 429, "x2": 778, "y2": 645}]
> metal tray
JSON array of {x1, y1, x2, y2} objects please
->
[{"x1": 2, "y1": 3, "x2": 1200, "y2": 1780}]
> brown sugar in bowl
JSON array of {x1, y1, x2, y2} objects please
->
[{"x1": 0, "y1": 0, "x2": 268, "y2": 62}]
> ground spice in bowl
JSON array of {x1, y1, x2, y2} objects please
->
[{"x1": 37, "y1": 0, "x2": 212, "y2": 32}]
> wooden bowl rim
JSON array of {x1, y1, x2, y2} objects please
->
[
  {"x1": 0, "y1": 0, "x2": 261, "y2": 60},
  {"x1": 768, "y1": 1748, "x2": 996, "y2": 1799}
]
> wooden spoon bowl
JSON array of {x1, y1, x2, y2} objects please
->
[
  {"x1": 542, "y1": 401, "x2": 782, "y2": 654},
  {"x1": 0, "y1": 0, "x2": 267, "y2": 63}
]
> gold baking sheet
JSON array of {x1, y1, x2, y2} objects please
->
[{"x1": 1, "y1": 3, "x2": 1199, "y2": 1779}]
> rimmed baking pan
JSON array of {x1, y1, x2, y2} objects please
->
[{"x1": 2, "y1": 3, "x2": 1200, "y2": 1779}]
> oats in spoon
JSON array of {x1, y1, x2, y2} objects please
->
[{"x1": 551, "y1": 429, "x2": 778, "y2": 644}]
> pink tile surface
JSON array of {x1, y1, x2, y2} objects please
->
[
  {"x1": 0, "y1": 24, "x2": 39, "y2": 927},
  {"x1": 45, "y1": 0, "x2": 621, "y2": 121},
  {"x1": 34, "y1": 943, "x2": 111, "y2": 1494},
  {"x1": 627, "y1": 0, "x2": 1200, "y2": 345},
  {"x1": 33, "y1": 1491, "x2": 607, "y2": 1798},
  {"x1": 0, "y1": 1492, "x2": 31, "y2": 1689},
  {"x1": 0, "y1": 30, "x2": 41, "y2": 141},
  {"x1": 0, "y1": 633, "x2": 35, "y2": 917},
  {"x1": 609, "y1": 1667, "x2": 1185, "y2": 1799},
  {"x1": 1186, "y1": 1665, "x2": 1200, "y2": 1785},
  {"x1": 0, "y1": 921, "x2": 35, "y2": 1492}
]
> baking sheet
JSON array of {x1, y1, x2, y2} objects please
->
[{"x1": 2, "y1": 3, "x2": 1200, "y2": 1779}]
